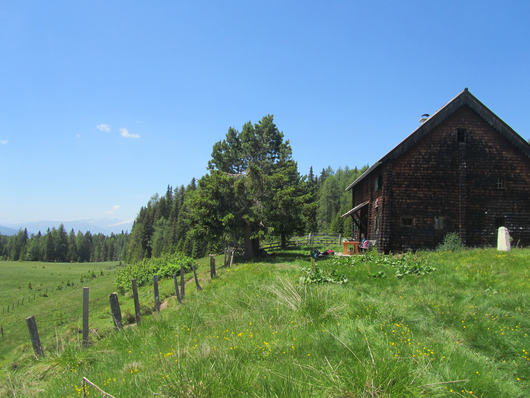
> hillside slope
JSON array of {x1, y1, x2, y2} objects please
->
[{"x1": 1, "y1": 248, "x2": 529, "y2": 397}]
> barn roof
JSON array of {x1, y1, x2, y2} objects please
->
[{"x1": 346, "y1": 88, "x2": 530, "y2": 191}]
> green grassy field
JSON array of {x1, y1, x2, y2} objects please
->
[
  {"x1": 0, "y1": 261, "x2": 119, "y2": 305},
  {"x1": 1, "y1": 249, "x2": 529, "y2": 397},
  {"x1": 0, "y1": 261, "x2": 123, "y2": 366}
]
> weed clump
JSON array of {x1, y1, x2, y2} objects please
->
[
  {"x1": 299, "y1": 264, "x2": 348, "y2": 284},
  {"x1": 437, "y1": 232, "x2": 463, "y2": 252}
]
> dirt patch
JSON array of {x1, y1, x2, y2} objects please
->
[
  {"x1": 160, "y1": 298, "x2": 170, "y2": 311},
  {"x1": 159, "y1": 275, "x2": 205, "y2": 311}
]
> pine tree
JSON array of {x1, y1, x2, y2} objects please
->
[
  {"x1": 198, "y1": 115, "x2": 297, "y2": 257},
  {"x1": 44, "y1": 228, "x2": 55, "y2": 262}
]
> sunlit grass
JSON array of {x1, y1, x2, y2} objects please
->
[{"x1": 1, "y1": 248, "x2": 529, "y2": 397}]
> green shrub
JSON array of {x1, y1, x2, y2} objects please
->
[
  {"x1": 437, "y1": 232, "x2": 463, "y2": 252},
  {"x1": 394, "y1": 255, "x2": 436, "y2": 278},
  {"x1": 114, "y1": 252, "x2": 196, "y2": 293},
  {"x1": 299, "y1": 264, "x2": 348, "y2": 284}
]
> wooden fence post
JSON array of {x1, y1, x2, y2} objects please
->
[
  {"x1": 26, "y1": 316, "x2": 43, "y2": 357},
  {"x1": 109, "y1": 293, "x2": 122, "y2": 330},
  {"x1": 173, "y1": 274, "x2": 182, "y2": 303},
  {"x1": 210, "y1": 255, "x2": 216, "y2": 278},
  {"x1": 153, "y1": 275, "x2": 160, "y2": 314},
  {"x1": 83, "y1": 287, "x2": 89, "y2": 347},
  {"x1": 192, "y1": 265, "x2": 203, "y2": 291},
  {"x1": 132, "y1": 279, "x2": 141, "y2": 325},
  {"x1": 338, "y1": 234, "x2": 342, "y2": 245},
  {"x1": 180, "y1": 265, "x2": 185, "y2": 300},
  {"x1": 230, "y1": 249, "x2": 235, "y2": 268},
  {"x1": 224, "y1": 247, "x2": 228, "y2": 267}
]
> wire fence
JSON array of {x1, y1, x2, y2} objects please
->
[
  {"x1": 260, "y1": 232, "x2": 342, "y2": 251},
  {"x1": 1, "y1": 291, "x2": 113, "y2": 351},
  {"x1": 1, "y1": 260, "x2": 211, "y2": 360},
  {"x1": 0, "y1": 269, "x2": 127, "y2": 362},
  {"x1": 1, "y1": 266, "x2": 121, "y2": 317},
  {"x1": 1, "y1": 240, "x2": 336, "y2": 360}
]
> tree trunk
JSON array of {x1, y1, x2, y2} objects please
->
[
  {"x1": 243, "y1": 220, "x2": 259, "y2": 258},
  {"x1": 281, "y1": 230, "x2": 286, "y2": 250}
]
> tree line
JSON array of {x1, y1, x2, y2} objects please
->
[
  {"x1": 0, "y1": 224, "x2": 129, "y2": 262},
  {"x1": 1, "y1": 115, "x2": 367, "y2": 263},
  {"x1": 124, "y1": 115, "x2": 368, "y2": 262}
]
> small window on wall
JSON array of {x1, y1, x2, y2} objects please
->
[
  {"x1": 375, "y1": 175, "x2": 383, "y2": 191},
  {"x1": 496, "y1": 177, "x2": 505, "y2": 189},
  {"x1": 401, "y1": 217, "x2": 414, "y2": 228},
  {"x1": 457, "y1": 128, "x2": 466, "y2": 143},
  {"x1": 434, "y1": 216, "x2": 444, "y2": 230},
  {"x1": 495, "y1": 217, "x2": 506, "y2": 229},
  {"x1": 375, "y1": 216, "x2": 381, "y2": 231}
]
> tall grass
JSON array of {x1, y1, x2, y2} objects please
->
[{"x1": 1, "y1": 249, "x2": 529, "y2": 397}]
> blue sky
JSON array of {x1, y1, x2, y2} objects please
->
[{"x1": 1, "y1": 0, "x2": 529, "y2": 224}]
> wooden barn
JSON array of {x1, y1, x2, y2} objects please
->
[{"x1": 342, "y1": 88, "x2": 530, "y2": 252}]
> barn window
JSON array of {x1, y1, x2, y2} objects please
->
[
  {"x1": 375, "y1": 175, "x2": 383, "y2": 191},
  {"x1": 496, "y1": 177, "x2": 505, "y2": 189},
  {"x1": 401, "y1": 217, "x2": 414, "y2": 228},
  {"x1": 457, "y1": 128, "x2": 466, "y2": 143},
  {"x1": 495, "y1": 217, "x2": 505, "y2": 229},
  {"x1": 434, "y1": 216, "x2": 444, "y2": 230}
]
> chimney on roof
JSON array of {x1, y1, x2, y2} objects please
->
[{"x1": 419, "y1": 113, "x2": 430, "y2": 124}]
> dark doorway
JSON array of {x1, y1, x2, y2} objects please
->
[{"x1": 360, "y1": 205, "x2": 369, "y2": 238}]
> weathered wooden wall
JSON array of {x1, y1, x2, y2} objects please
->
[{"x1": 350, "y1": 104, "x2": 530, "y2": 252}]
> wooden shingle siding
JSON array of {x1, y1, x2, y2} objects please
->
[{"x1": 346, "y1": 90, "x2": 530, "y2": 252}]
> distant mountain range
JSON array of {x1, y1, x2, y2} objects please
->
[
  {"x1": 0, "y1": 225, "x2": 18, "y2": 235},
  {"x1": 0, "y1": 218, "x2": 133, "y2": 236}
]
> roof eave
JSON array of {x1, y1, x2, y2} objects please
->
[{"x1": 345, "y1": 88, "x2": 530, "y2": 191}]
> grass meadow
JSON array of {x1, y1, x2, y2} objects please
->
[
  {"x1": 0, "y1": 261, "x2": 122, "y2": 366},
  {"x1": 1, "y1": 248, "x2": 529, "y2": 397}
]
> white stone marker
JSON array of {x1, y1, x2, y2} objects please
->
[{"x1": 497, "y1": 227, "x2": 511, "y2": 252}]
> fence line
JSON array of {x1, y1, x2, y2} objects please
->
[
  {"x1": 9, "y1": 264, "x2": 200, "y2": 357},
  {"x1": 2, "y1": 276, "x2": 109, "y2": 316},
  {"x1": 261, "y1": 232, "x2": 342, "y2": 251}
]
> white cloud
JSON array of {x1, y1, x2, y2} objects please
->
[
  {"x1": 97, "y1": 124, "x2": 111, "y2": 133},
  {"x1": 108, "y1": 219, "x2": 134, "y2": 227},
  {"x1": 104, "y1": 205, "x2": 121, "y2": 215},
  {"x1": 0, "y1": 140, "x2": 8, "y2": 145},
  {"x1": 120, "y1": 128, "x2": 140, "y2": 138}
]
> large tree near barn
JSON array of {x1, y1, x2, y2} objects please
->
[{"x1": 191, "y1": 115, "x2": 306, "y2": 257}]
